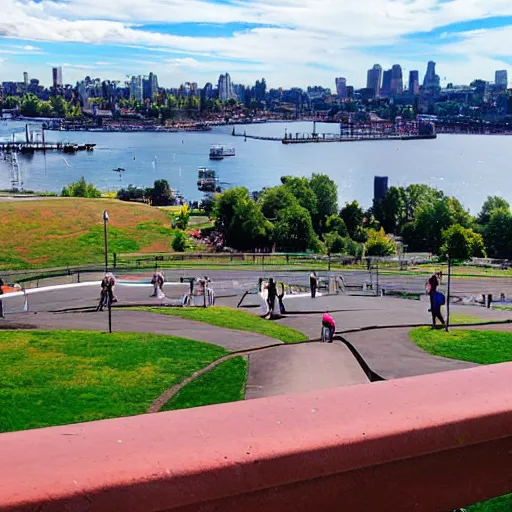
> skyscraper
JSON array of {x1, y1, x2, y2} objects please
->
[
  {"x1": 495, "y1": 70, "x2": 508, "y2": 89},
  {"x1": 390, "y1": 65, "x2": 403, "y2": 96},
  {"x1": 366, "y1": 64, "x2": 382, "y2": 97},
  {"x1": 52, "y1": 67, "x2": 63, "y2": 89},
  {"x1": 381, "y1": 69, "x2": 392, "y2": 97},
  {"x1": 335, "y1": 77, "x2": 347, "y2": 98},
  {"x1": 374, "y1": 177, "x2": 389, "y2": 205},
  {"x1": 408, "y1": 70, "x2": 419, "y2": 95},
  {"x1": 129, "y1": 75, "x2": 143, "y2": 102},
  {"x1": 218, "y1": 73, "x2": 236, "y2": 102},
  {"x1": 23, "y1": 72, "x2": 28, "y2": 89},
  {"x1": 423, "y1": 61, "x2": 440, "y2": 88}
]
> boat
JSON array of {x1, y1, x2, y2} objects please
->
[
  {"x1": 209, "y1": 144, "x2": 235, "y2": 160},
  {"x1": 197, "y1": 167, "x2": 221, "y2": 193},
  {"x1": 112, "y1": 167, "x2": 125, "y2": 173},
  {"x1": 63, "y1": 144, "x2": 78, "y2": 154}
]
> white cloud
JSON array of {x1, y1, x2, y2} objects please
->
[{"x1": 1, "y1": 0, "x2": 512, "y2": 87}]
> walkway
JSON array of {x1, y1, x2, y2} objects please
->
[
  {"x1": 3, "y1": 311, "x2": 280, "y2": 352},
  {"x1": 245, "y1": 343, "x2": 369, "y2": 399}
]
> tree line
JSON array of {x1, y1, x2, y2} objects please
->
[
  {"x1": 211, "y1": 177, "x2": 512, "y2": 261},
  {"x1": 1, "y1": 94, "x2": 82, "y2": 119}
]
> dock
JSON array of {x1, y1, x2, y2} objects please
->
[{"x1": 0, "y1": 142, "x2": 96, "y2": 153}]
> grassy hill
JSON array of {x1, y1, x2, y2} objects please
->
[{"x1": 0, "y1": 198, "x2": 176, "y2": 269}]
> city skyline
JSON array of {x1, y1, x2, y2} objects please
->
[{"x1": 1, "y1": 1, "x2": 512, "y2": 89}]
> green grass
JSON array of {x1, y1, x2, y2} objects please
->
[
  {"x1": 162, "y1": 356, "x2": 247, "y2": 411},
  {"x1": 0, "y1": 330, "x2": 227, "y2": 433},
  {"x1": 410, "y1": 328, "x2": 512, "y2": 364},
  {"x1": 450, "y1": 314, "x2": 488, "y2": 325},
  {"x1": 467, "y1": 494, "x2": 512, "y2": 511},
  {"x1": 138, "y1": 306, "x2": 309, "y2": 344}
]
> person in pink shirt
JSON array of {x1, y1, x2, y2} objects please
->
[{"x1": 321, "y1": 311, "x2": 336, "y2": 343}]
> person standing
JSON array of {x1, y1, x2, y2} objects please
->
[
  {"x1": 151, "y1": 271, "x2": 165, "y2": 298},
  {"x1": 426, "y1": 271, "x2": 445, "y2": 327},
  {"x1": 310, "y1": 271, "x2": 318, "y2": 299},
  {"x1": 277, "y1": 282, "x2": 286, "y2": 315},
  {"x1": 267, "y1": 278, "x2": 277, "y2": 318}
]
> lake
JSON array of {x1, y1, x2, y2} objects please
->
[{"x1": 0, "y1": 120, "x2": 508, "y2": 213}]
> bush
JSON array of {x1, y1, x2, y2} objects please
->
[
  {"x1": 62, "y1": 177, "x2": 101, "y2": 198},
  {"x1": 365, "y1": 228, "x2": 395, "y2": 257},
  {"x1": 172, "y1": 230, "x2": 188, "y2": 252},
  {"x1": 175, "y1": 205, "x2": 190, "y2": 230}
]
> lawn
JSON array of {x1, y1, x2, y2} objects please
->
[
  {"x1": 138, "y1": 306, "x2": 309, "y2": 344},
  {"x1": 409, "y1": 328, "x2": 512, "y2": 364},
  {"x1": 0, "y1": 198, "x2": 179, "y2": 269},
  {"x1": 450, "y1": 314, "x2": 488, "y2": 325},
  {"x1": 0, "y1": 330, "x2": 227, "y2": 433},
  {"x1": 162, "y1": 356, "x2": 247, "y2": 411},
  {"x1": 467, "y1": 494, "x2": 512, "y2": 512}
]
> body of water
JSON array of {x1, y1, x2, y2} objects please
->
[{"x1": 0, "y1": 120, "x2": 508, "y2": 213}]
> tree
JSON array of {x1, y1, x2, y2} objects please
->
[
  {"x1": 273, "y1": 204, "x2": 320, "y2": 253},
  {"x1": 483, "y1": 208, "x2": 512, "y2": 259},
  {"x1": 151, "y1": 179, "x2": 173, "y2": 206},
  {"x1": 20, "y1": 94, "x2": 41, "y2": 117},
  {"x1": 340, "y1": 201, "x2": 364, "y2": 238},
  {"x1": 441, "y1": 224, "x2": 486, "y2": 261},
  {"x1": 61, "y1": 177, "x2": 101, "y2": 198},
  {"x1": 175, "y1": 205, "x2": 190, "y2": 230},
  {"x1": 478, "y1": 196, "x2": 510, "y2": 225},
  {"x1": 227, "y1": 199, "x2": 273, "y2": 251},
  {"x1": 258, "y1": 186, "x2": 298, "y2": 220},
  {"x1": 365, "y1": 228, "x2": 395, "y2": 257},
  {"x1": 309, "y1": 174, "x2": 338, "y2": 232},
  {"x1": 325, "y1": 215, "x2": 348, "y2": 238},
  {"x1": 172, "y1": 230, "x2": 188, "y2": 252},
  {"x1": 325, "y1": 233, "x2": 349, "y2": 254},
  {"x1": 404, "y1": 184, "x2": 444, "y2": 221},
  {"x1": 214, "y1": 187, "x2": 251, "y2": 235},
  {"x1": 373, "y1": 186, "x2": 406, "y2": 234},
  {"x1": 50, "y1": 95, "x2": 68, "y2": 117},
  {"x1": 281, "y1": 176, "x2": 318, "y2": 218}
]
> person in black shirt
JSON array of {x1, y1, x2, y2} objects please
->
[
  {"x1": 309, "y1": 272, "x2": 318, "y2": 299},
  {"x1": 267, "y1": 278, "x2": 277, "y2": 318}
]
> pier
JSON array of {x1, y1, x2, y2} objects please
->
[{"x1": 0, "y1": 142, "x2": 96, "y2": 153}]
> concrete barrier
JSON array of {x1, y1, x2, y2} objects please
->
[{"x1": 0, "y1": 363, "x2": 511, "y2": 511}]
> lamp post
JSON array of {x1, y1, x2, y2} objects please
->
[
  {"x1": 446, "y1": 256, "x2": 451, "y2": 332},
  {"x1": 103, "y1": 210, "x2": 109, "y2": 273},
  {"x1": 103, "y1": 210, "x2": 112, "y2": 334}
]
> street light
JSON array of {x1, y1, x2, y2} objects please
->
[{"x1": 103, "y1": 210, "x2": 109, "y2": 273}]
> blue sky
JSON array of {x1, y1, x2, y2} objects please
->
[{"x1": 1, "y1": 0, "x2": 512, "y2": 89}]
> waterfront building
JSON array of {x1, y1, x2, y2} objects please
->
[
  {"x1": 390, "y1": 65, "x2": 403, "y2": 96},
  {"x1": 52, "y1": 67, "x2": 63, "y2": 89},
  {"x1": 381, "y1": 69, "x2": 392, "y2": 97},
  {"x1": 366, "y1": 64, "x2": 382, "y2": 98},
  {"x1": 495, "y1": 70, "x2": 508, "y2": 89},
  {"x1": 408, "y1": 70, "x2": 419, "y2": 95},
  {"x1": 335, "y1": 77, "x2": 347, "y2": 98},
  {"x1": 129, "y1": 75, "x2": 143, "y2": 102},
  {"x1": 148, "y1": 72, "x2": 159, "y2": 101},
  {"x1": 23, "y1": 72, "x2": 28, "y2": 90}
]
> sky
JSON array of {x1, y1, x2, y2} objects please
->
[{"x1": 0, "y1": 0, "x2": 511, "y2": 90}]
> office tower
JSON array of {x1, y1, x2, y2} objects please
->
[
  {"x1": 495, "y1": 70, "x2": 508, "y2": 89},
  {"x1": 218, "y1": 73, "x2": 236, "y2": 102},
  {"x1": 335, "y1": 77, "x2": 347, "y2": 98},
  {"x1": 381, "y1": 69, "x2": 392, "y2": 97},
  {"x1": 366, "y1": 64, "x2": 382, "y2": 97},
  {"x1": 409, "y1": 70, "x2": 419, "y2": 95},
  {"x1": 390, "y1": 65, "x2": 403, "y2": 96},
  {"x1": 374, "y1": 176, "x2": 389, "y2": 205},
  {"x1": 423, "y1": 61, "x2": 440, "y2": 88},
  {"x1": 129, "y1": 75, "x2": 143, "y2": 102},
  {"x1": 52, "y1": 67, "x2": 63, "y2": 89},
  {"x1": 23, "y1": 72, "x2": 28, "y2": 89}
]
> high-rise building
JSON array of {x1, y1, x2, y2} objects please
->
[
  {"x1": 148, "y1": 72, "x2": 159, "y2": 100},
  {"x1": 129, "y1": 75, "x2": 143, "y2": 102},
  {"x1": 390, "y1": 65, "x2": 403, "y2": 96},
  {"x1": 335, "y1": 77, "x2": 347, "y2": 98},
  {"x1": 218, "y1": 73, "x2": 236, "y2": 102},
  {"x1": 408, "y1": 70, "x2": 419, "y2": 95},
  {"x1": 495, "y1": 70, "x2": 508, "y2": 89},
  {"x1": 23, "y1": 72, "x2": 28, "y2": 89},
  {"x1": 381, "y1": 69, "x2": 392, "y2": 97},
  {"x1": 374, "y1": 176, "x2": 389, "y2": 205},
  {"x1": 52, "y1": 67, "x2": 63, "y2": 89},
  {"x1": 423, "y1": 61, "x2": 440, "y2": 88},
  {"x1": 366, "y1": 64, "x2": 382, "y2": 97}
]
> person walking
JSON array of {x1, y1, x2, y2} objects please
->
[
  {"x1": 277, "y1": 282, "x2": 286, "y2": 315},
  {"x1": 310, "y1": 271, "x2": 318, "y2": 299},
  {"x1": 98, "y1": 273, "x2": 116, "y2": 311},
  {"x1": 151, "y1": 271, "x2": 165, "y2": 298},
  {"x1": 426, "y1": 271, "x2": 445, "y2": 327}
]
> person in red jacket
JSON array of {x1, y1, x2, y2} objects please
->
[{"x1": 321, "y1": 311, "x2": 336, "y2": 342}]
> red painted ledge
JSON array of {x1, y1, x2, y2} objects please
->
[{"x1": 0, "y1": 363, "x2": 511, "y2": 512}]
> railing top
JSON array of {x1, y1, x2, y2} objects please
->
[{"x1": 0, "y1": 363, "x2": 511, "y2": 511}]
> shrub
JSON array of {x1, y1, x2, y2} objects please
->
[
  {"x1": 172, "y1": 230, "x2": 188, "y2": 252},
  {"x1": 62, "y1": 177, "x2": 101, "y2": 198}
]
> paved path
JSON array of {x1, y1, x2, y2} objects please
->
[
  {"x1": 245, "y1": 343, "x2": 369, "y2": 399},
  {"x1": 3, "y1": 311, "x2": 280, "y2": 352},
  {"x1": 342, "y1": 328, "x2": 478, "y2": 380}
]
